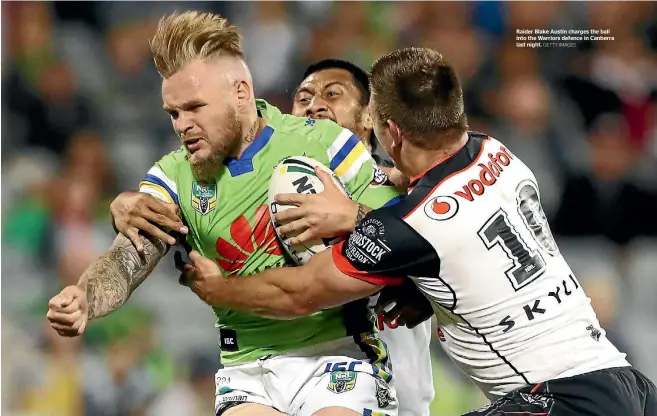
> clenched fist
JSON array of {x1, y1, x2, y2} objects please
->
[{"x1": 47, "y1": 285, "x2": 89, "y2": 337}]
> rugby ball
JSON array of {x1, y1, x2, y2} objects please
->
[{"x1": 269, "y1": 156, "x2": 351, "y2": 265}]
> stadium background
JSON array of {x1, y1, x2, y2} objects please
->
[{"x1": 2, "y1": 1, "x2": 656, "y2": 415}]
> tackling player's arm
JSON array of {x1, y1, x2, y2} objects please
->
[
  {"x1": 183, "y1": 249, "x2": 382, "y2": 319},
  {"x1": 182, "y1": 209, "x2": 435, "y2": 321},
  {"x1": 110, "y1": 156, "x2": 188, "y2": 251},
  {"x1": 273, "y1": 168, "x2": 373, "y2": 244},
  {"x1": 276, "y1": 123, "x2": 402, "y2": 243},
  {"x1": 110, "y1": 191, "x2": 186, "y2": 250}
]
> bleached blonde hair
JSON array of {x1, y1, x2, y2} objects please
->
[{"x1": 150, "y1": 11, "x2": 243, "y2": 78}]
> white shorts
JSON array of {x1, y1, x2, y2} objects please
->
[
  {"x1": 376, "y1": 317, "x2": 434, "y2": 416},
  {"x1": 214, "y1": 336, "x2": 398, "y2": 416}
]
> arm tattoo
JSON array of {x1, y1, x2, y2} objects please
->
[
  {"x1": 78, "y1": 233, "x2": 167, "y2": 319},
  {"x1": 355, "y1": 203, "x2": 368, "y2": 227}
]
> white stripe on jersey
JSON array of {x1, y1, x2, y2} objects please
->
[
  {"x1": 327, "y1": 128, "x2": 353, "y2": 161},
  {"x1": 147, "y1": 166, "x2": 178, "y2": 197}
]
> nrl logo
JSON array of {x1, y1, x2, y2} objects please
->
[
  {"x1": 327, "y1": 371, "x2": 357, "y2": 394},
  {"x1": 191, "y1": 182, "x2": 217, "y2": 215}
]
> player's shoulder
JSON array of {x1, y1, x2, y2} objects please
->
[
  {"x1": 156, "y1": 146, "x2": 188, "y2": 170},
  {"x1": 258, "y1": 98, "x2": 342, "y2": 143},
  {"x1": 140, "y1": 146, "x2": 188, "y2": 205},
  {"x1": 278, "y1": 115, "x2": 343, "y2": 142},
  {"x1": 378, "y1": 132, "x2": 519, "y2": 219},
  {"x1": 411, "y1": 131, "x2": 525, "y2": 189}
]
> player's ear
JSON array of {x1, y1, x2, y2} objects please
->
[
  {"x1": 387, "y1": 119, "x2": 403, "y2": 150},
  {"x1": 236, "y1": 80, "x2": 251, "y2": 111},
  {"x1": 361, "y1": 107, "x2": 373, "y2": 131}
]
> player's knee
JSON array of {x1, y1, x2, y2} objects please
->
[{"x1": 311, "y1": 407, "x2": 362, "y2": 416}]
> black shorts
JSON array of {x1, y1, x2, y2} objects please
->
[{"x1": 465, "y1": 367, "x2": 657, "y2": 416}]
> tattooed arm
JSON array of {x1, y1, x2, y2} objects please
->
[
  {"x1": 48, "y1": 232, "x2": 167, "y2": 337},
  {"x1": 78, "y1": 233, "x2": 167, "y2": 319},
  {"x1": 354, "y1": 203, "x2": 371, "y2": 228}
]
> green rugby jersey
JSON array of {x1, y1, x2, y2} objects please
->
[{"x1": 139, "y1": 100, "x2": 402, "y2": 364}]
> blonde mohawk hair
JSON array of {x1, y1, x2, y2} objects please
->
[{"x1": 150, "y1": 11, "x2": 243, "y2": 78}]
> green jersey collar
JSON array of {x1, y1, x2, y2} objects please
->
[{"x1": 223, "y1": 99, "x2": 277, "y2": 176}]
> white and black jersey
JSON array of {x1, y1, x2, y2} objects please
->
[{"x1": 332, "y1": 132, "x2": 630, "y2": 399}]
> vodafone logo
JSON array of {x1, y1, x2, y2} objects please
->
[{"x1": 424, "y1": 195, "x2": 459, "y2": 221}]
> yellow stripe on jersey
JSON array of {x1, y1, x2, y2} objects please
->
[
  {"x1": 358, "y1": 332, "x2": 393, "y2": 383},
  {"x1": 139, "y1": 181, "x2": 175, "y2": 204},
  {"x1": 341, "y1": 146, "x2": 372, "y2": 184},
  {"x1": 192, "y1": 198, "x2": 217, "y2": 212},
  {"x1": 334, "y1": 141, "x2": 367, "y2": 181},
  {"x1": 142, "y1": 166, "x2": 179, "y2": 204}
]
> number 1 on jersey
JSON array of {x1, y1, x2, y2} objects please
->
[{"x1": 478, "y1": 209, "x2": 546, "y2": 290}]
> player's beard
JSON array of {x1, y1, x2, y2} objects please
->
[{"x1": 190, "y1": 107, "x2": 242, "y2": 181}]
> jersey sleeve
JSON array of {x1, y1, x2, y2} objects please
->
[
  {"x1": 314, "y1": 120, "x2": 403, "y2": 209},
  {"x1": 138, "y1": 150, "x2": 181, "y2": 206},
  {"x1": 331, "y1": 209, "x2": 440, "y2": 286}
]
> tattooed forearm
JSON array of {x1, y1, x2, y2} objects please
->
[
  {"x1": 355, "y1": 203, "x2": 371, "y2": 227},
  {"x1": 77, "y1": 233, "x2": 167, "y2": 319}
]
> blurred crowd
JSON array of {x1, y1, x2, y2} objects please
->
[{"x1": 2, "y1": 2, "x2": 656, "y2": 415}]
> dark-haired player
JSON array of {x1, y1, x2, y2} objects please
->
[
  {"x1": 293, "y1": 59, "x2": 409, "y2": 190},
  {"x1": 290, "y1": 59, "x2": 434, "y2": 416},
  {"x1": 174, "y1": 47, "x2": 657, "y2": 416},
  {"x1": 293, "y1": 60, "x2": 388, "y2": 166}
]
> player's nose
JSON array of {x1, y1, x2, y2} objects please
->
[
  {"x1": 174, "y1": 115, "x2": 195, "y2": 137},
  {"x1": 305, "y1": 97, "x2": 330, "y2": 119}
]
